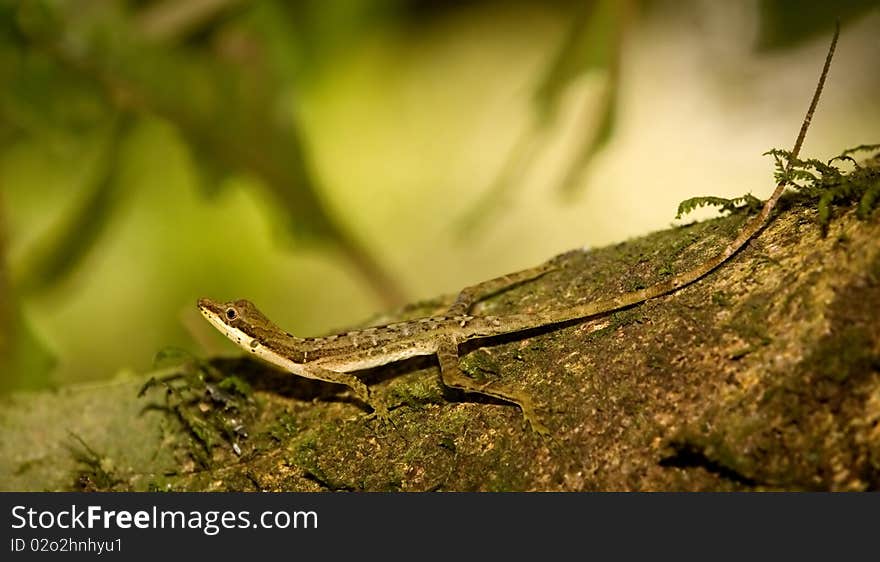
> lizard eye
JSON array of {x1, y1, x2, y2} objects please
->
[{"x1": 225, "y1": 307, "x2": 238, "y2": 321}]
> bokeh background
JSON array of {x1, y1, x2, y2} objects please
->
[{"x1": 1, "y1": 0, "x2": 878, "y2": 393}]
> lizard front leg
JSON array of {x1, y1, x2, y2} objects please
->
[
  {"x1": 299, "y1": 364, "x2": 389, "y2": 420},
  {"x1": 435, "y1": 337, "x2": 550, "y2": 435}
]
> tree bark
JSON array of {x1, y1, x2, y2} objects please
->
[{"x1": 2, "y1": 197, "x2": 878, "y2": 491}]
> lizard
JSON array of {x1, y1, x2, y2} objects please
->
[{"x1": 198, "y1": 25, "x2": 839, "y2": 435}]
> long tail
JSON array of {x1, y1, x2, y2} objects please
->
[{"x1": 497, "y1": 23, "x2": 839, "y2": 335}]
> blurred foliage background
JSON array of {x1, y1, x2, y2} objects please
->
[{"x1": 0, "y1": 0, "x2": 878, "y2": 393}]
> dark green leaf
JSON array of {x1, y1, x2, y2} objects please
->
[
  {"x1": 14, "y1": 116, "x2": 130, "y2": 294},
  {"x1": 756, "y1": 0, "x2": 879, "y2": 50},
  {"x1": 0, "y1": 301, "x2": 56, "y2": 393},
  {"x1": 152, "y1": 347, "x2": 196, "y2": 370},
  {"x1": 534, "y1": 0, "x2": 622, "y2": 121}
]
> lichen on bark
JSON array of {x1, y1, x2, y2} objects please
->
[{"x1": 1, "y1": 195, "x2": 879, "y2": 491}]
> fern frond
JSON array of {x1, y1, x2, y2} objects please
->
[
  {"x1": 764, "y1": 143, "x2": 880, "y2": 231},
  {"x1": 676, "y1": 194, "x2": 762, "y2": 220},
  {"x1": 679, "y1": 145, "x2": 880, "y2": 233},
  {"x1": 857, "y1": 174, "x2": 880, "y2": 220},
  {"x1": 841, "y1": 144, "x2": 880, "y2": 158}
]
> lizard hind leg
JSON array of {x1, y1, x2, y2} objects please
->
[
  {"x1": 436, "y1": 339, "x2": 550, "y2": 436},
  {"x1": 446, "y1": 262, "x2": 557, "y2": 317}
]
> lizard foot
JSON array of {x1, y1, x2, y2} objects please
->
[
  {"x1": 518, "y1": 397, "x2": 552, "y2": 438},
  {"x1": 364, "y1": 397, "x2": 397, "y2": 431}
]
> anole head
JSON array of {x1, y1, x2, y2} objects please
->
[{"x1": 197, "y1": 297, "x2": 292, "y2": 350}]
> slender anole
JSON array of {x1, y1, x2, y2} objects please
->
[{"x1": 199, "y1": 27, "x2": 838, "y2": 435}]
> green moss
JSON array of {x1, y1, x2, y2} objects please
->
[
  {"x1": 767, "y1": 145, "x2": 880, "y2": 231},
  {"x1": 137, "y1": 358, "x2": 260, "y2": 469},
  {"x1": 6, "y1": 170, "x2": 880, "y2": 491},
  {"x1": 290, "y1": 434, "x2": 352, "y2": 491},
  {"x1": 68, "y1": 434, "x2": 125, "y2": 491},
  {"x1": 665, "y1": 430, "x2": 759, "y2": 486},
  {"x1": 727, "y1": 293, "x2": 773, "y2": 347},
  {"x1": 804, "y1": 326, "x2": 878, "y2": 383},
  {"x1": 711, "y1": 291, "x2": 732, "y2": 307},
  {"x1": 267, "y1": 412, "x2": 302, "y2": 442},
  {"x1": 386, "y1": 375, "x2": 445, "y2": 409},
  {"x1": 460, "y1": 349, "x2": 502, "y2": 382},
  {"x1": 677, "y1": 146, "x2": 879, "y2": 237},
  {"x1": 217, "y1": 375, "x2": 252, "y2": 397}
]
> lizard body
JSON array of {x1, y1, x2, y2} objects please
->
[{"x1": 198, "y1": 26, "x2": 838, "y2": 434}]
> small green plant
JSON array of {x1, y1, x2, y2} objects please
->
[
  {"x1": 766, "y1": 144, "x2": 880, "y2": 228},
  {"x1": 676, "y1": 194, "x2": 763, "y2": 220},
  {"x1": 139, "y1": 352, "x2": 255, "y2": 467},
  {"x1": 678, "y1": 144, "x2": 880, "y2": 232}
]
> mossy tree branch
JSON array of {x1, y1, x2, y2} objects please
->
[{"x1": 2, "y1": 194, "x2": 879, "y2": 491}]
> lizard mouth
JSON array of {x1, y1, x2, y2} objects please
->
[
  {"x1": 200, "y1": 306, "x2": 250, "y2": 348},
  {"x1": 197, "y1": 297, "x2": 228, "y2": 322},
  {"x1": 197, "y1": 298, "x2": 229, "y2": 330},
  {"x1": 197, "y1": 304, "x2": 215, "y2": 326}
]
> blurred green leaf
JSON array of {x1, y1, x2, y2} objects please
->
[
  {"x1": 274, "y1": 0, "x2": 401, "y2": 74},
  {"x1": 558, "y1": 75, "x2": 618, "y2": 196},
  {"x1": 0, "y1": 300, "x2": 56, "y2": 393},
  {"x1": 457, "y1": 0, "x2": 630, "y2": 235},
  {"x1": 552, "y1": 0, "x2": 627, "y2": 196},
  {"x1": 453, "y1": 129, "x2": 547, "y2": 239},
  {"x1": 534, "y1": 0, "x2": 617, "y2": 122},
  {"x1": 0, "y1": 49, "x2": 110, "y2": 150},
  {"x1": 9, "y1": 0, "x2": 405, "y2": 306},
  {"x1": 13, "y1": 116, "x2": 129, "y2": 294},
  {"x1": 756, "y1": 0, "x2": 880, "y2": 50},
  {"x1": 64, "y1": 10, "x2": 341, "y2": 242},
  {"x1": 152, "y1": 346, "x2": 196, "y2": 370},
  {"x1": 188, "y1": 144, "x2": 234, "y2": 197},
  {"x1": 11, "y1": 0, "x2": 62, "y2": 43},
  {"x1": 136, "y1": 0, "x2": 246, "y2": 44}
]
